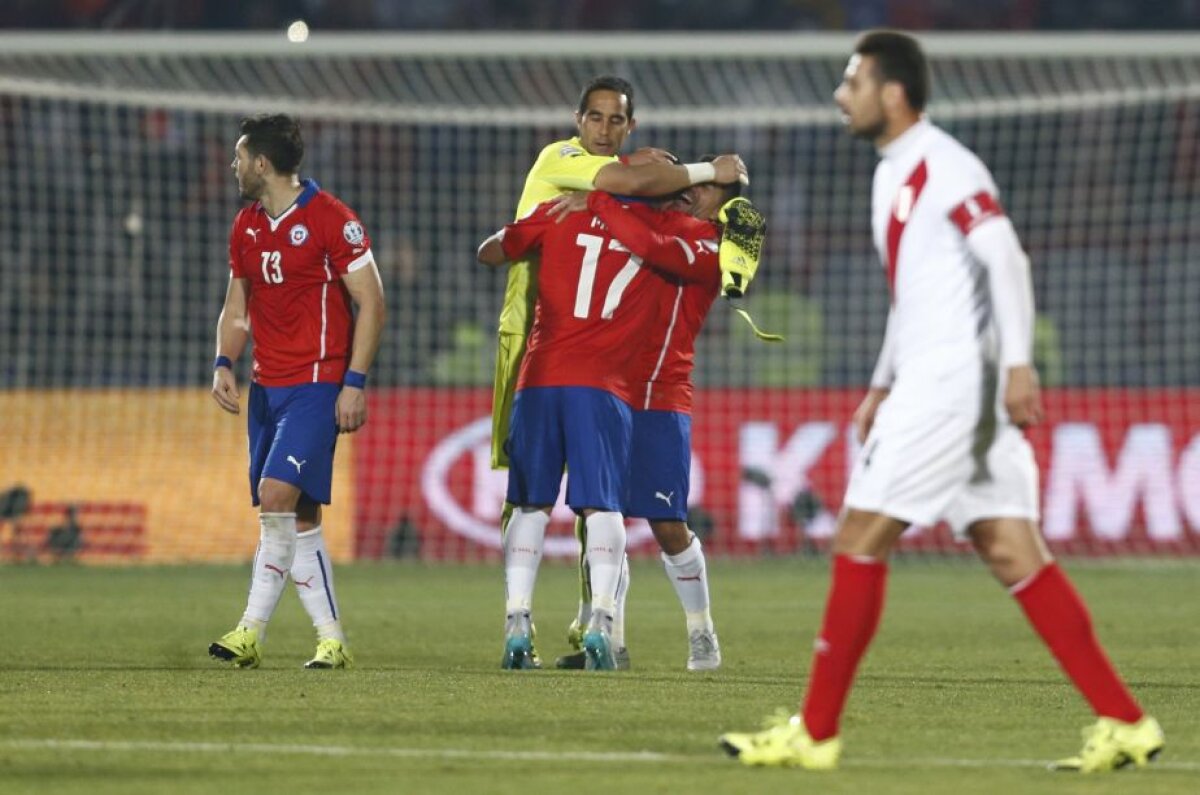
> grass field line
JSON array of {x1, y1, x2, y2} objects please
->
[{"x1": 3, "y1": 739, "x2": 1197, "y2": 772}]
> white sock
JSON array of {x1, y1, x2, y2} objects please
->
[
  {"x1": 240, "y1": 512, "x2": 297, "y2": 637},
  {"x1": 611, "y1": 554, "x2": 630, "y2": 647},
  {"x1": 584, "y1": 511, "x2": 626, "y2": 615},
  {"x1": 663, "y1": 535, "x2": 714, "y2": 633},
  {"x1": 504, "y1": 507, "x2": 550, "y2": 614},
  {"x1": 292, "y1": 525, "x2": 345, "y2": 642}
]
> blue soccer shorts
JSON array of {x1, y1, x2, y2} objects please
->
[
  {"x1": 625, "y1": 409, "x2": 692, "y2": 521},
  {"x1": 504, "y1": 386, "x2": 632, "y2": 513},
  {"x1": 247, "y1": 382, "x2": 340, "y2": 506}
]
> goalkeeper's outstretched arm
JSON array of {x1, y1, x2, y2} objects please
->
[{"x1": 591, "y1": 154, "x2": 748, "y2": 197}]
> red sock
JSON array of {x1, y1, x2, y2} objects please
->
[
  {"x1": 801, "y1": 554, "x2": 888, "y2": 741},
  {"x1": 1012, "y1": 563, "x2": 1142, "y2": 723}
]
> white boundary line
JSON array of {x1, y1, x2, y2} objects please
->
[{"x1": 3, "y1": 739, "x2": 1197, "y2": 772}]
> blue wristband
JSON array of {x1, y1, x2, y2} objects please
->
[
  {"x1": 214, "y1": 355, "x2": 233, "y2": 370},
  {"x1": 343, "y1": 369, "x2": 367, "y2": 389}
]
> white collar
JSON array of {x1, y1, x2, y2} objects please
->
[{"x1": 879, "y1": 117, "x2": 932, "y2": 161}]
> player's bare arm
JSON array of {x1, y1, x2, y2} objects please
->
[
  {"x1": 336, "y1": 260, "x2": 386, "y2": 433},
  {"x1": 592, "y1": 154, "x2": 747, "y2": 196},
  {"x1": 852, "y1": 387, "x2": 890, "y2": 443},
  {"x1": 477, "y1": 232, "x2": 508, "y2": 266},
  {"x1": 212, "y1": 275, "x2": 250, "y2": 415}
]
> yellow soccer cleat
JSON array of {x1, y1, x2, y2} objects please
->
[
  {"x1": 1050, "y1": 715, "x2": 1164, "y2": 773},
  {"x1": 304, "y1": 638, "x2": 354, "y2": 670},
  {"x1": 208, "y1": 625, "x2": 262, "y2": 669},
  {"x1": 717, "y1": 197, "x2": 766, "y2": 298},
  {"x1": 719, "y1": 711, "x2": 841, "y2": 770}
]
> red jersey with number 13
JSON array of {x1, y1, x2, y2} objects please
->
[{"x1": 228, "y1": 179, "x2": 374, "y2": 387}]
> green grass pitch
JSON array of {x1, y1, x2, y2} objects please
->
[{"x1": 0, "y1": 558, "x2": 1196, "y2": 794}]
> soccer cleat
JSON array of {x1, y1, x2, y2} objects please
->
[
  {"x1": 719, "y1": 711, "x2": 841, "y2": 770},
  {"x1": 566, "y1": 618, "x2": 585, "y2": 652},
  {"x1": 501, "y1": 611, "x2": 542, "y2": 670},
  {"x1": 1050, "y1": 715, "x2": 1164, "y2": 773},
  {"x1": 208, "y1": 625, "x2": 261, "y2": 669},
  {"x1": 582, "y1": 610, "x2": 617, "y2": 671},
  {"x1": 686, "y1": 629, "x2": 722, "y2": 671},
  {"x1": 555, "y1": 646, "x2": 631, "y2": 671},
  {"x1": 304, "y1": 638, "x2": 353, "y2": 669}
]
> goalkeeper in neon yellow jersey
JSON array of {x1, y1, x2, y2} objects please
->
[{"x1": 492, "y1": 75, "x2": 750, "y2": 471}]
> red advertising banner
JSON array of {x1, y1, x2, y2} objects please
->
[{"x1": 355, "y1": 388, "x2": 1200, "y2": 559}]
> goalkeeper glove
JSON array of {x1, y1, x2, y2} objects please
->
[
  {"x1": 717, "y1": 197, "x2": 766, "y2": 298},
  {"x1": 717, "y1": 197, "x2": 781, "y2": 342}
]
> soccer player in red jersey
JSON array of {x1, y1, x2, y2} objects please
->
[
  {"x1": 208, "y1": 114, "x2": 385, "y2": 670},
  {"x1": 477, "y1": 193, "x2": 719, "y2": 670},
  {"x1": 548, "y1": 172, "x2": 750, "y2": 672},
  {"x1": 720, "y1": 31, "x2": 1162, "y2": 772}
]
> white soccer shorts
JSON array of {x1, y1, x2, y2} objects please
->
[{"x1": 843, "y1": 377, "x2": 1039, "y2": 536}]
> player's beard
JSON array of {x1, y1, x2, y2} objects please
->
[
  {"x1": 849, "y1": 113, "x2": 887, "y2": 142},
  {"x1": 844, "y1": 102, "x2": 892, "y2": 142},
  {"x1": 239, "y1": 173, "x2": 265, "y2": 202}
]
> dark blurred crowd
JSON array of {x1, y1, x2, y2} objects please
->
[{"x1": 3, "y1": 0, "x2": 1199, "y2": 31}]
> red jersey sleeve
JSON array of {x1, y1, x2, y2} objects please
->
[
  {"x1": 499, "y1": 202, "x2": 554, "y2": 261},
  {"x1": 587, "y1": 193, "x2": 718, "y2": 283},
  {"x1": 317, "y1": 195, "x2": 373, "y2": 275},
  {"x1": 228, "y1": 209, "x2": 247, "y2": 279}
]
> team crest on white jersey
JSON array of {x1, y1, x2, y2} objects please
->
[
  {"x1": 289, "y1": 224, "x2": 310, "y2": 246},
  {"x1": 342, "y1": 220, "x2": 365, "y2": 245}
]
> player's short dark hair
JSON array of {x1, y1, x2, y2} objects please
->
[
  {"x1": 239, "y1": 113, "x2": 304, "y2": 175},
  {"x1": 855, "y1": 30, "x2": 930, "y2": 113},
  {"x1": 701, "y1": 154, "x2": 742, "y2": 200},
  {"x1": 578, "y1": 75, "x2": 635, "y2": 121}
]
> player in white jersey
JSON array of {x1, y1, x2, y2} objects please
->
[{"x1": 719, "y1": 30, "x2": 1162, "y2": 773}]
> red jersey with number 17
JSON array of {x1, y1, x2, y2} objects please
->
[
  {"x1": 228, "y1": 179, "x2": 374, "y2": 387},
  {"x1": 586, "y1": 192, "x2": 721, "y2": 414},
  {"x1": 499, "y1": 201, "x2": 712, "y2": 406}
]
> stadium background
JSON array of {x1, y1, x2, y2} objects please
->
[{"x1": 1, "y1": 2, "x2": 1198, "y2": 565}]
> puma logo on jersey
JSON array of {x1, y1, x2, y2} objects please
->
[
  {"x1": 294, "y1": 575, "x2": 315, "y2": 589},
  {"x1": 655, "y1": 491, "x2": 674, "y2": 506},
  {"x1": 286, "y1": 455, "x2": 306, "y2": 474},
  {"x1": 245, "y1": 228, "x2": 260, "y2": 241},
  {"x1": 264, "y1": 563, "x2": 288, "y2": 579}
]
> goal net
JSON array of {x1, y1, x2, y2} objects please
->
[{"x1": 0, "y1": 33, "x2": 1197, "y2": 563}]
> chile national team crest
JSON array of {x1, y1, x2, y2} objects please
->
[
  {"x1": 289, "y1": 224, "x2": 310, "y2": 246},
  {"x1": 342, "y1": 220, "x2": 365, "y2": 246}
]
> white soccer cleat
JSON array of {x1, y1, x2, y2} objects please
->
[{"x1": 687, "y1": 628, "x2": 721, "y2": 671}]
